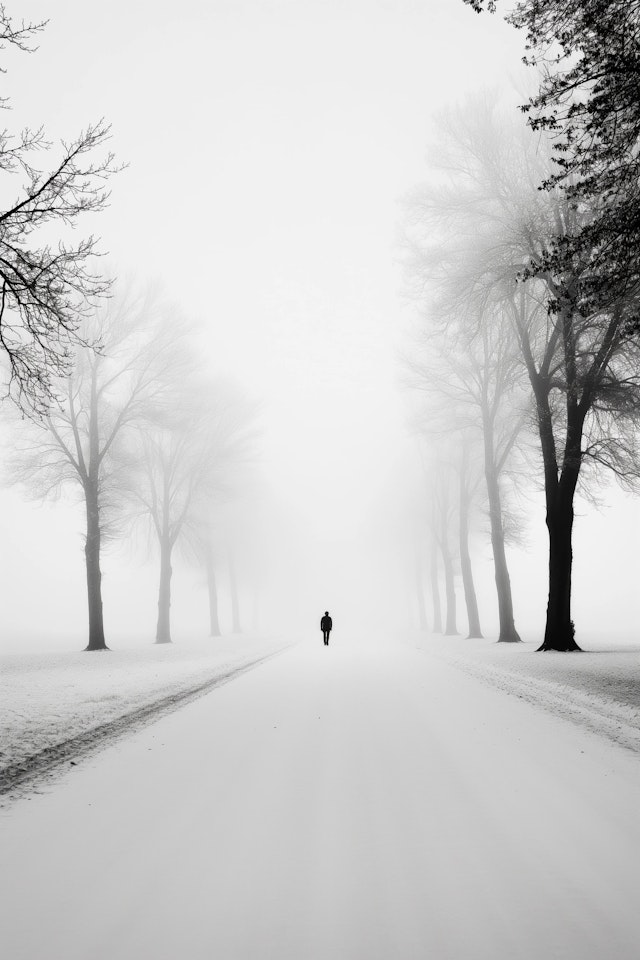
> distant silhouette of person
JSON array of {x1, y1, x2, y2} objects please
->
[{"x1": 321, "y1": 611, "x2": 332, "y2": 646}]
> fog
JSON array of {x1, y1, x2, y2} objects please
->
[
  {"x1": 6, "y1": 5, "x2": 640, "y2": 958},
  {"x1": 1, "y1": 0, "x2": 640, "y2": 653}
]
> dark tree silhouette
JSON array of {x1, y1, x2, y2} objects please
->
[
  {"x1": 0, "y1": 9, "x2": 120, "y2": 413},
  {"x1": 463, "y1": 0, "x2": 640, "y2": 307}
]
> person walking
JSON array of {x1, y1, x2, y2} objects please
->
[{"x1": 320, "y1": 611, "x2": 332, "y2": 646}]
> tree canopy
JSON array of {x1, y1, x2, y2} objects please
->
[
  {"x1": 463, "y1": 0, "x2": 640, "y2": 307},
  {"x1": 0, "y1": 8, "x2": 120, "y2": 413}
]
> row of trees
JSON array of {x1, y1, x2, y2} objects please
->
[
  {"x1": 406, "y1": 248, "x2": 527, "y2": 645},
  {"x1": 405, "y1": 0, "x2": 640, "y2": 650},
  {"x1": 0, "y1": 10, "x2": 258, "y2": 651},
  {"x1": 410, "y1": 447, "x2": 487, "y2": 641},
  {"x1": 7, "y1": 287, "x2": 258, "y2": 650}
]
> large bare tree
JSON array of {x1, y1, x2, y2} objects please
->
[
  {"x1": 0, "y1": 8, "x2": 120, "y2": 413},
  {"x1": 8, "y1": 288, "x2": 176, "y2": 650}
]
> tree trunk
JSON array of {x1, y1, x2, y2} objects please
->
[
  {"x1": 84, "y1": 484, "x2": 107, "y2": 651},
  {"x1": 483, "y1": 422, "x2": 521, "y2": 642},
  {"x1": 228, "y1": 547, "x2": 241, "y2": 634},
  {"x1": 533, "y1": 354, "x2": 583, "y2": 651},
  {"x1": 486, "y1": 467, "x2": 521, "y2": 642},
  {"x1": 439, "y1": 508, "x2": 458, "y2": 636},
  {"x1": 539, "y1": 473, "x2": 582, "y2": 651},
  {"x1": 514, "y1": 293, "x2": 584, "y2": 652},
  {"x1": 441, "y1": 546, "x2": 458, "y2": 635},
  {"x1": 415, "y1": 556, "x2": 428, "y2": 630},
  {"x1": 84, "y1": 366, "x2": 107, "y2": 652},
  {"x1": 430, "y1": 538, "x2": 442, "y2": 633},
  {"x1": 205, "y1": 543, "x2": 221, "y2": 637},
  {"x1": 156, "y1": 537, "x2": 173, "y2": 643},
  {"x1": 459, "y1": 464, "x2": 483, "y2": 639}
]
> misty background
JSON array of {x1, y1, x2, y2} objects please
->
[{"x1": 1, "y1": 0, "x2": 639, "y2": 651}]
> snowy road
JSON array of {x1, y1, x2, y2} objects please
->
[{"x1": 3, "y1": 640, "x2": 640, "y2": 960}]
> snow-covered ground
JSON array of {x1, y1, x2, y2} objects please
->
[
  {"x1": 415, "y1": 632, "x2": 640, "y2": 754},
  {"x1": 2, "y1": 637, "x2": 640, "y2": 959},
  {"x1": 0, "y1": 634, "x2": 288, "y2": 790}
]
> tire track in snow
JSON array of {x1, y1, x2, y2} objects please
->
[{"x1": 0, "y1": 647, "x2": 288, "y2": 801}]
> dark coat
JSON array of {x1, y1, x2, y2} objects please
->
[{"x1": 320, "y1": 615, "x2": 332, "y2": 632}]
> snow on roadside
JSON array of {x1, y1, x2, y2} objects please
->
[
  {"x1": 415, "y1": 633, "x2": 640, "y2": 754},
  {"x1": 0, "y1": 635, "x2": 288, "y2": 777}
]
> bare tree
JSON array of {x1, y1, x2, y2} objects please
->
[
  {"x1": 134, "y1": 379, "x2": 258, "y2": 644},
  {"x1": 470, "y1": 105, "x2": 640, "y2": 651},
  {"x1": 139, "y1": 421, "x2": 202, "y2": 644},
  {"x1": 8, "y1": 287, "x2": 175, "y2": 650},
  {"x1": 470, "y1": 302, "x2": 526, "y2": 643},
  {"x1": 409, "y1": 95, "x2": 640, "y2": 650},
  {"x1": 414, "y1": 426, "x2": 484, "y2": 639},
  {"x1": 405, "y1": 283, "x2": 525, "y2": 641},
  {"x1": 0, "y1": 9, "x2": 120, "y2": 413}
]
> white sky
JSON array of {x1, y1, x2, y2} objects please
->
[{"x1": 2, "y1": 0, "x2": 639, "y2": 646}]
